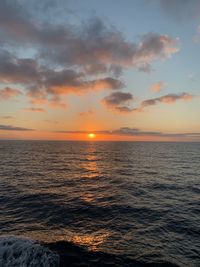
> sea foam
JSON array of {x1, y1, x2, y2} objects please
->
[{"x1": 0, "y1": 236, "x2": 59, "y2": 267}]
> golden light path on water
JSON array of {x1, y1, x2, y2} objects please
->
[
  {"x1": 24, "y1": 229, "x2": 110, "y2": 252},
  {"x1": 18, "y1": 142, "x2": 111, "y2": 252}
]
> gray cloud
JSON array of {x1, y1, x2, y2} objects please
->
[
  {"x1": 102, "y1": 92, "x2": 194, "y2": 114},
  {"x1": 0, "y1": 50, "x2": 41, "y2": 84},
  {"x1": 0, "y1": 0, "x2": 180, "y2": 109},
  {"x1": 22, "y1": 108, "x2": 45, "y2": 112},
  {"x1": 141, "y1": 93, "x2": 193, "y2": 107},
  {"x1": 0, "y1": 124, "x2": 34, "y2": 131},
  {"x1": 0, "y1": 1, "x2": 178, "y2": 73},
  {"x1": 38, "y1": 23, "x2": 179, "y2": 74},
  {"x1": 55, "y1": 127, "x2": 200, "y2": 140},
  {"x1": 102, "y1": 91, "x2": 135, "y2": 113},
  {"x1": 103, "y1": 92, "x2": 133, "y2": 105},
  {"x1": 0, "y1": 49, "x2": 123, "y2": 104},
  {"x1": 158, "y1": 0, "x2": 200, "y2": 20}
]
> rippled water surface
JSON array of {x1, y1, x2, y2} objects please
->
[{"x1": 0, "y1": 141, "x2": 199, "y2": 266}]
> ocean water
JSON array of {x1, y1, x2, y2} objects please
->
[{"x1": 0, "y1": 141, "x2": 199, "y2": 266}]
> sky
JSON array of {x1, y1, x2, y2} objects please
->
[{"x1": 0, "y1": 0, "x2": 199, "y2": 141}]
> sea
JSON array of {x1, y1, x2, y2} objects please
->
[{"x1": 0, "y1": 141, "x2": 199, "y2": 267}]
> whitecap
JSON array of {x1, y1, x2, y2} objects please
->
[{"x1": 0, "y1": 236, "x2": 59, "y2": 267}]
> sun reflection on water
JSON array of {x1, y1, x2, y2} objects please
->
[
  {"x1": 80, "y1": 143, "x2": 100, "y2": 179},
  {"x1": 70, "y1": 232, "x2": 110, "y2": 251}
]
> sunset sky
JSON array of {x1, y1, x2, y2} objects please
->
[{"x1": 0, "y1": 0, "x2": 199, "y2": 141}]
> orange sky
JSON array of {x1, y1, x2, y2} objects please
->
[{"x1": 0, "y1": 0, "x2": 200, "y2": 141}]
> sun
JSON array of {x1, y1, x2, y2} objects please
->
[{"x1": 88, "y1": 133, "x2": 95, "y2": 139}]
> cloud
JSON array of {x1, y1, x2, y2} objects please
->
[
  {"x1": 141, "y1": 92, "x2": 193, "y2": 107},
  {"x1": 45, "y1": 71, "x2": 124, "y2": 95},
  {"x1": 0, "y1": 49, "x2": 123, "y2": 103},
  {"x1": 38, "y1": 25, "x2": 179, "y2": 74},
  {"x1": 0, "y1": 87, "x2": 22, "y2": 100},
  {"x1": 0, "y1": 1, "x2": 179, "y2": 73},
  {"x1": 193, "y1": 25, "x2": 200, "y2": 43},
  {"x1": 22, "y1": 107, "x2": 45, "y2": 112},
  {"x1": 0, "y1": 50, "x2": 41, "y2": 84},
  {"x1": 44, "y1": 119, "x2": 58, "y2": 124},
  {"x1": 0, "y1": 124, "x2": 34, "y2": 131},
  {"x1": 150, "y1": 81, "x2": 165, "y2": 93},
  {"x1": 102, "y1": 92, "x2": 194, "y2": 114},
  {"x1": 103, "y1": 92, "x2": 134, "y2": 105},
  {"x1": 79, "y1": 110, "x2": 94, "y2": 116},
  {"x1": 0, "y1": 116, "x2": 14, "y2": 119},
  {"x1": 102, "y1": 92, "x2": 135, "y2": 113},
  {"x1": 158, "y1": 0, "x2": 200, "y2": 20},
  {"x1": 132, "y1": 33, "x2": 178, "y2": 71},
  {"x1": 0, "y1": 1, "x2": 179, "y2": 108},
  {"x1": 55, "y1": 127, "x2": 200, "y2": 140}
]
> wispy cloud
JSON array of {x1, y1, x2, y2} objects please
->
[
  {"x1": 55, "y1": 127, "x2": 200, "y2": 140},
  {"x1": 150, "y1": 81, "x2": 165, "y2": 93},
  {"x1": 0, "y1": 115, "x2": 14, "y2": 119},
  {"x1": 0, "y1": 124, "x2": 34, "y2": 131},
  {"x1": 22, "y1": 107, "x2": 45, "y2": 112},
  {"x1": 102, "y1": 92, "x2": 193, "y2": 114},
  {"x1": 141, "y1": 93, "x2": 193, "y2": 107},
  {"x1": 0, "y1": 87, "x2": 22, "y2": 100},
  {"x1": 79, "y1": 110, "x2": 94, "y2": 116},
  {"x1": 44, "y1": 119, "x2": 58, "y2": 124},
  {"x1": 193, "y1": 25, "x2": 200, "y2": 43}
]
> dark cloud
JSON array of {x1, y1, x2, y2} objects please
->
[
  {"x1": 0, "y1": 2, "x2": 178, "y2": 73},
  {"x1": 45, "y1": 71, "x2": 124, "y2": 95},
  {"x1": 0, "y1": 124, "x2": 34, "y2": 131},
  {"x1": 0, "y1": 49, "x2": 123, "y2": 104},
  {"x1": 102, "y1": 92, "x2": 135, "y2": 113},
  {"x1": 141, "y1": 93, "x2": 193, "y2": 107},
  {"x1": 0, "y1": 0, "x2": 179, "y2": 109},
  {"x1": 115, "y1": 106, "x2": 137, "y2": 113},
  {"x1": 102, "y1": 92, "x2": 194, "y2": 114},
  {"x1": 38, "y1": 24, "x2": 179, "y2": 74},
  {"x1": 103, "y1": 92, "x2": 133, "y2": 105},
  {"x1": 0, "y1": 50, "x2": 41, "y2": 84}
]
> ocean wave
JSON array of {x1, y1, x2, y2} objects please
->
[
  {"x1": 0, "y1": 236, "x2": 59, "y2": 267},
  {"x1": 0, "y1": 235, "x2": 181, "y2": 267},
  {"x1": 45, "y1": 240, "x2": 180, "y2": 267}
]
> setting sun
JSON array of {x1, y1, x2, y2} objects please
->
[{"x1": 88, "y1": 133, "x2": 95, "y2": 139}]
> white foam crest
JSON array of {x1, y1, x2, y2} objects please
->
[{"x1": 0, "y1": 236, "x2": 59, "y2": 267}]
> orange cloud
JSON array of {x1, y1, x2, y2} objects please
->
[
  {"x1": 0, "y1": 87, "x2": 22, "y2": 100},
  {"x1": 22, "y1": 107, "x2": 45, "y2": 112},
  {"x1": 79, "y1": 110, "x2": 94, "y2": 116},
  {"x1": 150, "y1": 81, "x2": 165, "y2": 93},
  {"x1": 141, "y1": 93, "x2": 193, "y2": 107},
  {"x1": 54, "y1": 127, "x2": 200, "y2": 142}
]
